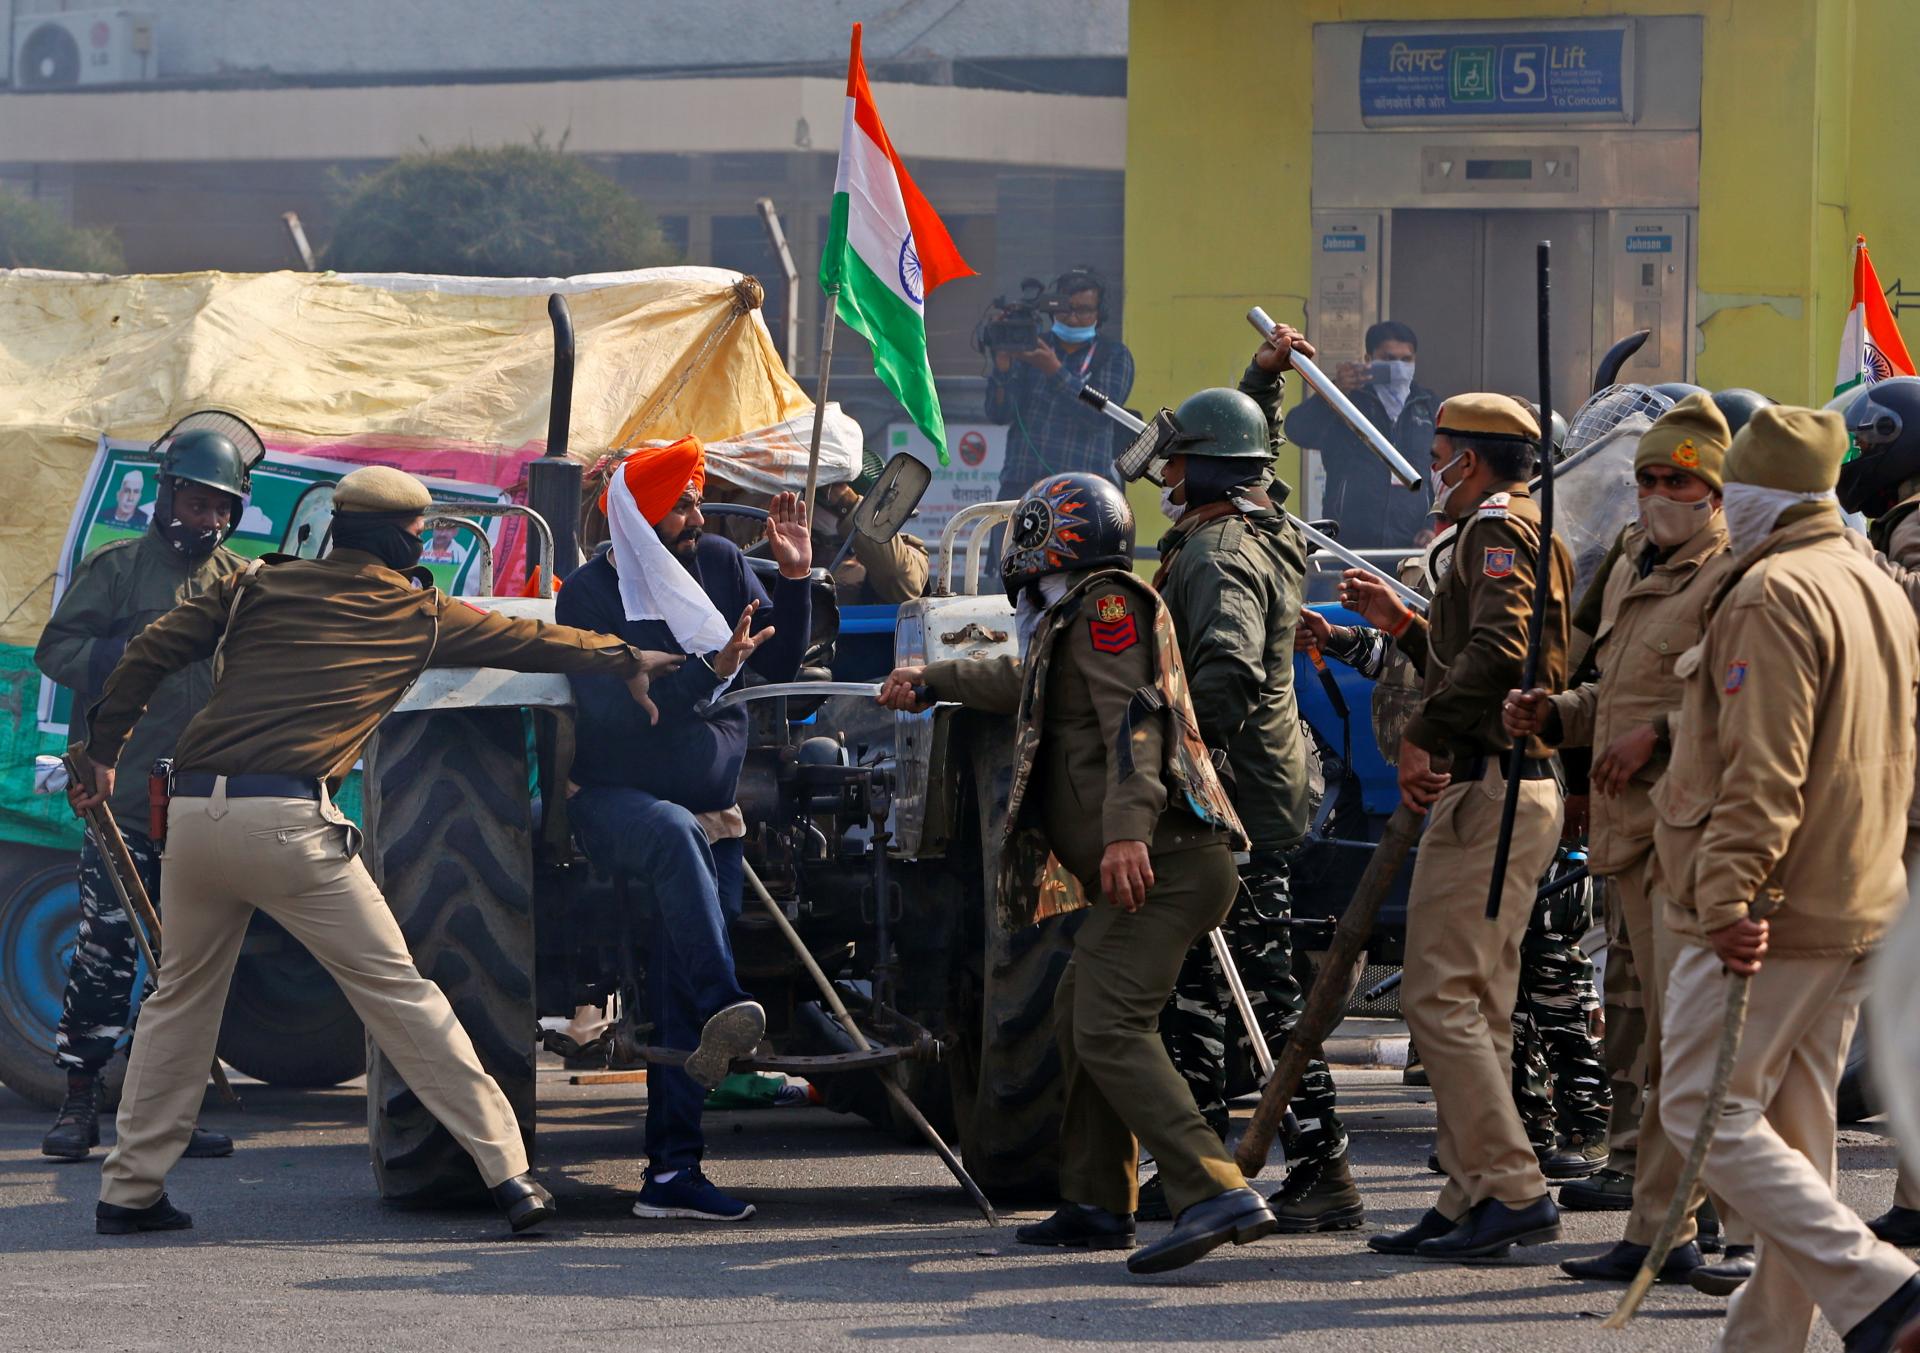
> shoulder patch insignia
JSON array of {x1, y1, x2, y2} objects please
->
[
  {"x1": 1724, "y1": 659, "x2": 1748, "y2": 693},
  {"x1": 1095, "y1": 593, "x2": 1129, "y2": 623},
  {"x1": 1483, "y1": 546, "x2": 1516, "y2": 579},
  {"x1": 1088, "y1": 613, "x2": 1140, "y2": 654},
  {"x1": 1477, "y1": 493, "x2": 1511, "y2": 520}
]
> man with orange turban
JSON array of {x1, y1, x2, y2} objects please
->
[{"x1": 558, "y1": 436, "x2": 815, "y2": 1223}]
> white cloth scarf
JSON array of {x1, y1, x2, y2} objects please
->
[
  {"x1": 1721, "y1": 481, "x2": 1836, "y2": 554},
  {"x1": 606, "y1": 464, "x2": 738, "y2": 680},
  {"x1": 1374, "y1": 360, "x2": 1415, "y2": 422},
  {"x1": 1015, "y1": 574, "x2": 1073, "y2": 657}
]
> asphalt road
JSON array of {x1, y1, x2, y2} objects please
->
[{"x1": 0, "y1": 1063, "x2": 1903, "y2": 1352}]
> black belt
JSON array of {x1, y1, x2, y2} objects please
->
[
  {"x1": 1458, "y1": 754, "x2": 1555, "y2": 782},
  {"x1": 171, "y1": 772, "x2": 322, "y2": 800}
]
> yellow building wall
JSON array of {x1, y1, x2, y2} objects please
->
[{"x1": 1125, "y1": 0, "x2": 1920, "y2": 528}]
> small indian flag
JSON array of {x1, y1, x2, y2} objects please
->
[
  {"x1": 1834, "y1": 234, "x2": 1915, "y2": 399},
  {"x1": 820, "y1": 23, "x2": 974, "y2": 464}
]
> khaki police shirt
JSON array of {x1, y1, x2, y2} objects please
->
[
  {"x1": 1397, "y1": 481, "x2": 1572, "y2": 762},
  {"x1": 87, "y1": 548, "x2": 646, "y2": 781}
]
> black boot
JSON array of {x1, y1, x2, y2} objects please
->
[
  {"x1": 1415, "y1": 1195, "x2": 1561, "y2": 1261},
  {"x1": 1268, "y1": 1155, "x2": 1365, "y2": 1234},
  {"x1": 1687, "y1": 1244, "x2": 1755, "y2": 1296},
  {"x1": 183, "y1": 1127, "x2": 234, "y2": 1159},
  {"x1": 41, "y1": 1072, "x2": 101, "y2": 1161},
  {"x1": 1844, "y1": 1274, "x2": 1920, "y2": 1353},
  {"x1": 1869, "y1": 1206, "x2": 1920, "y2": 1248},
  {"x1": 96, "y1": 1194, "x2": 192, "y2": 1235},
  {"x1": 1133, "y1": 1174, "x2": 1171, "y2": 1222},
  {"x1": 1559, "y1": 1166, "x2": 1635, "y2": 1211},
  {"x1": 1542, "y1": 1133, "x2": 1610, "y2": 1181},
  {"x1": 490, "y1": 1174, "x2": 556, "y2": 1234},
  {"x1": 1368, "y1": 1207, "x2": 1459, "y2": 1255},
  {"x1": 1016, "y1": 1204, "x2": 1136, "y2": 1250}
]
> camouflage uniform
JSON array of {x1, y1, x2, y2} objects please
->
[
  {"x1": 55, "y1": 828, "x2": 163, "y2": 1072},
  {"x1": 1510, "y1": 859, "x2": 1609, "y2": 1150}
]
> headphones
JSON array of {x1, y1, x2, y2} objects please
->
[{"x1": 1055, "y1": 267, "x2": 1110, "y2": 326}]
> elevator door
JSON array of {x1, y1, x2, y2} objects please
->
[{"x1": 1389, "y1": 210, "x2": 1596, "y2": 418}]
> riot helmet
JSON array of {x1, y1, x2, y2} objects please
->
[
  {"x1": 153, "y1": 426, "x2": 253, "y2": 558},
  {"x1": 1651, "y1": 381, "x2": 1709, "y2": 404},
  {"x1": 1710, "y1": 388, "x2": 1777, "y2": 438},
  {"x1": 1000, "y1": 472, "x2": 1134, "y2": 604},
  {"x1": 1837, "y1": 377, "x2": 1920, "y2": 517},
  {"x1": 1565, "y1": 384, "x2": 1675, "y2": 455},
  {"x1": 1114, "y1": 387, "x2": 1270, "y2": 486}
]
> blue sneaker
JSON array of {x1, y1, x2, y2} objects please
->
[{"x1": 631, "y1": 1166, "x2": 755, "y2": 1222}]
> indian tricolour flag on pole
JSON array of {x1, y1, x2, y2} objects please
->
[
  {"x1": 820, "y1": 23, "x2": 973, "y2": 463},
  {"x1": 1835, "y1": 234, "x2": 1915, "y2": 399}
]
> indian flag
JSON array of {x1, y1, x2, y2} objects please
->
[
  {"x1": 820, "y1": 23, "x2": 973, "y2": 464},
  {"x1": 1834, "y1": 234, "x2": 1915, "y2": 399}
]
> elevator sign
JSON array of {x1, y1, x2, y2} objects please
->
[{"x1": 1360, "y1": 27, "x2": 1628, "y2": 122}]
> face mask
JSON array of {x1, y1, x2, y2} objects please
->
[
  {"x1": 1428, "y1": 452, "x2": 1472, "y2": 520},
  {"x1": 1638, "y1": 494, "x2": 1716, "y2": 549},
  {"x1": 332, "y1": 515, "x2": 427, "y2": 572},
  {"x1": 1159, "y1": 485, "x2": 1187, "y2": 523},
  {"x1": 160, "y1": 516, "x2": 223, "y2": 560},
  {"x1": 1721, "y1": 482, "x2": 1836, "y2": 554},
  {"x1": 1371, "y1": 359, "x2": 1415, "y2": 392},
  {"x1": 1051, "y1": 319, "x2": 1097, "y2": 344}
]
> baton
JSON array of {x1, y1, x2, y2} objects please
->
[
  {"x1": 60, "y1": 746, "x2": 240, "y2": 1107},
  {"x1": 1076, "y1": 390, "x2": 1429, "y2": 614},
  {"x1": 1246, "y1": 307, "x2": 1422, "y2": 489},
  {"x1": 1209, "y1": 927, "x2": 1275, "y2": 1082},
  {"x1": 1481, "y1": 242, "x2": 1558, "y2": 922}
]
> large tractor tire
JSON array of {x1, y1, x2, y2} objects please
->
[
  {"x1": 949, "y1": 731, "x2": 1078, "y2": 1202},
  {"x1": 362, "y1": 708, "x2": 537, "y2": 1206},
  {"x1": 217, "y1": 920, "x2": 364, "y2": 1087},
  {"x1": 0, "y1": 842, "x2": 102, "y2": 1110}
]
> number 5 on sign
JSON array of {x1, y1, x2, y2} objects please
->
[{"x1": 1501, "y1": 44, "x2": 1546, "y2": 101}]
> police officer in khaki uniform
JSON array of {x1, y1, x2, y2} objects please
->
[
  {"x1": 878, "y1": 471, "x2": 1277, "y2": 1276},
  {"x1": 71, "y1": 466, "x2": 684, "y2": 1237},
  {"x1": 1650, "y1": 407, "x2": 1920, "y2": 1353},
  {"x1": 1504, "y1": 393, "x2": 1743, "y2": 1287},
  {"x1": 1341, "y1": 393, "x2": 1573, "y2": 1261}
]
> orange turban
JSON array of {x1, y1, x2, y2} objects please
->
[{"x1": 599, "y1": 436, "x2": 706, "y2": 525}]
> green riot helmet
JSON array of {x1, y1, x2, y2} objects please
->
[
  {"x1": 154, "y1": 427, "x2": 251, "y2": 557},
  {"x1": 1116, "y1": 387, "x2": 1271, "y2": 486}
]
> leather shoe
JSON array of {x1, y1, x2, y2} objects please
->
[
  {"x1": 1560, "y1": 1238, "x2": 1702, "y2": 1283},
  {"x1": 183, "y1": 1127, "x2": 234, "y2": 1159},
  {"x1": 1687, "y1": 1244, "x2": 1754, "y2": 1296},
  {"x1": 1844, "y1": 1274, "x2": 1920, "y2": 1353},
  {"x1": 1015, "y1": 1204, "x2": 1135, "y2": 1250},
  {"x1": 1558, "y1": 1167, "x2": 1635, "y2": 1211},
  {"x1": 96, "y1": 1194, "x2": 193, "y2": 1235},
  {"x1": 1367, "y1": 1207, "x2": 1458, "y2": 1255},
  {"x1": 1127, "y1": 1186, "x2": 1276, "y2": 1275},
  {"x1": 1416, "y1": 1195, "x2": 1560, "y2": 1261},
  {"x1": 1870, "y1": 1206, "x2": 1920, "y2": 1248},
  {"x1": 490, "y1": 1174, "x2": 556, "y2": 1234}
]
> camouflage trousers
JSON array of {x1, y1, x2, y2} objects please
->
[
  {"x1": 1511, "y1": 860, "x2": 1610, "y2": 1148},
  {"x1": 53, "y1": 827, "x2": 163, "y2": 1073},
  {"x1": 1159, "y1": 854, "x2": 1346, "y2": 1165}
]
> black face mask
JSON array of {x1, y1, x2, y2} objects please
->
[
  {"x1": 159, "y1": 516, "x2": 224, "y2": 560},
  {"x1": 332, "y1": 514, "x2": 426, "y2": 571}
]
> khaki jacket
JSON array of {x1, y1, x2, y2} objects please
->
[
  {"x1": 1860, "y1": 495, "x2": 1920, "y2": 830},
  {"x1": 1652, "y1": 511, "x2": 1918, "y2": 956},
  {"x1": 1547, "y1": 517, "x2": 1734, "y2": 875},
  {"x1": 924, "y1": 569, "x2": 1244, "y2": 930},
  {"x1": 1398, "y1": 481, "x2": 1572, "y2": 761},
  {"x1": 35, "y1": 531, "x2": 246, "y2": 828}
]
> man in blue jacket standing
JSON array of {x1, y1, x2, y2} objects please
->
[{"x1": 557, "y1": 436, "x2": 813, "y2": 1223}]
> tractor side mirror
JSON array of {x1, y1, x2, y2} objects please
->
[
  {"x1": 852, "y1": 453, "x2": 932, "y2": 545},
  {"x1": 281, "y1": 482, "x2": 336, "y2": 558}
]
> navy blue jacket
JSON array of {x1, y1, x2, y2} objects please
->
[{"x1": 559, "y1": 535, "x2": 811, "y2": 812}]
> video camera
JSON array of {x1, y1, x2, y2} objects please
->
[{"x1": 974, "y1": 278, "x2": 1073, "y2": 355}]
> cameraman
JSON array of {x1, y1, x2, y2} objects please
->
[{"x1": 987, "y1": 267, "x2": 1136, "y2": 498}]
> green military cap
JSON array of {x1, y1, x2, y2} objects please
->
[
  {"x1": 333, "y1": 465, "x2": 432, "y2": 514},
  {"x1": 1435, "y1": 392, "x2": 1540, "y2": 443},
  {"x1": 1724, "y1": 405, "x2": 1850, "y2": 493},
  {"x1": 1636, "y1": 392, "x2": 1731, "y2": 490}
]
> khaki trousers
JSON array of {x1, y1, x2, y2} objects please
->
[
  {"x1": 1403, "y1": 771, "x2": 1561, "y2": 1218},
  {"x1": 1055, "y1": 841, "x2": 1247, "y2": 1219},
  {"x1": 1662, "y1": 944, "x2": 1918, "y2": 1351},
  {"x1": 1620, "y1": 859, "x2": 1746, "y2": 1247},
  {"x1": 1596, "y1": 872, "x2": 1645, "y2": 1171},
  {"x1": 101, "y1": 786, "x2": 526, "y2": 1208},
  {"x1": 1882, "y1": 834, "x2": 1920, "y2": 1213}
]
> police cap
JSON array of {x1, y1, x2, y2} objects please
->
[{"x1": 333, "y1": 465, "x2": 432, "y2": 515}]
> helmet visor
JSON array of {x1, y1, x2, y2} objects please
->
[{"x1": 1115, "y1": 408, "x2": 1189, "y2": 485}]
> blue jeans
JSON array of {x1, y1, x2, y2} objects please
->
[{"x1": 571, "y1": 786, "x2": 751, "y2": 1171}]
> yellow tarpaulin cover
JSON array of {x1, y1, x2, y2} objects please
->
[{"x1": 0, "y1": 265, "x2": 812, "y2": 646}]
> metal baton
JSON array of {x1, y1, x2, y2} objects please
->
[
  {"x1": 1247, "y1": 307, "x2": 1423, "y2": 489},
  {"x1": 1074, "y1": 390, "x2": 1429, "y2": 614}
]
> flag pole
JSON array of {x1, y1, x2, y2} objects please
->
[{"x1": 803, "y1": 286, "x2": 841, "y2": 518}]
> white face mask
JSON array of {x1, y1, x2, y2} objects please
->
[
  {"x1": 1373, "y1": 359, "x2": 1415, "y2": 420},
  {"x1": 1015, "y1": 573, "x2": 1076, "y2": 657},
  {"x1": 1638, "y1": 493, "x2": 1718, "y2": 549},
  {"x1": 1428, "y1": 452, "x2": 1472, "y2": 520},
  {"x1": 1721, "y1": 482, "x2": 1836, "y2": 553},
  {"x1": 1159, "y1": 484, "x2": 1187, "y2": 523}
]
